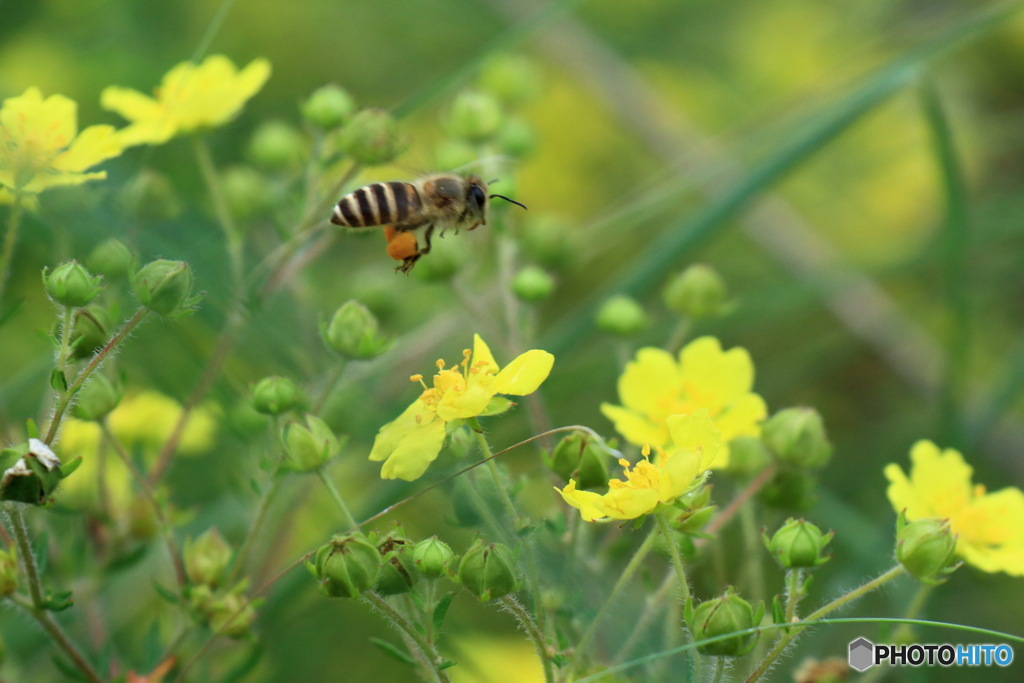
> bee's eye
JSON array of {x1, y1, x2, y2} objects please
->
[{"x1": 469, "y1": 183, "x2": 487, "y2": 210}]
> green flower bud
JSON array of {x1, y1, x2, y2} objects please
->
[
  {"x1": 71, "y1": 306, "x2": 111, "y2": 360},
  {"x1": 184, "y1": 528, "x2": 234, "y2": 588},
  {"x1": 446, "y1": 90, "x2": 503, "y2": 143},
  {"x1": 302, "y1": 84, "x2": 356, "y2": 129},
  {"x1": 410, "y1": 238, "x2": 467, "y2": 281},
  {"x1": 374, "y1": 529, "x2": 416, "y2": 595},
  {"x1": 282, "y1": 414, "x2": 342, "y2": 472},
  {"x1": 321, "y1": 300, "x2": 390, "y2": 359},
  {"x1": 118, "y1": 169, "x2": 181, "y2": 221},
  {"x1": 307, "y1": 533, "x2": 382, "y2": 598},
  {"x1": 413, "y1": 537, "x2": 454, "y2": 579},
  {"x1": 688, "y1": 587, "x2": 762, "y2": 656},
  {"x1": 126, "y1": 494, "x2": 159, "y2": 540},
  {"x1": 545, "y1": 432, "x2": 610, "y2": 490},
  {"x1": 457, "y1": 541, "x2": 519, "y2": 601},
  {"x1": 251, "y1": 376, "x2": 302, "y2": 416},
  {"x1": 0, "y1": 548, "x2": 18, "y2": 598},
  {"x1": 895, "y1": 513, "x2": 959, "y2": 584},
  {"x1": 517, "y1": 215, "x2": 578, "y2": 269},
  {"x1": 596, "y1": 295, "x2": 648, "y2": 336},
  {"x1": 762, "y1": 407, "x2": 832, "y2": 470},
  {"x1": 188, "y1": 583, "x2": 258, "y2": 638},
  {"x1": 758, "y1": 469, "x2": 818, "y2": 511},
  {"x1": 0, "y1": 439, "x2": 63, "y2": 505},
  {"x1": 338, "y1": 109, "x2": 400, "y2": 166},
  {"x1": 764, "y1": 518, "x2": 833, "y2": 569},
  {"x1": 43, "y1": 260, "x2": 102, "y2": 307},
  {"x1": 725, "y1": 436, "x2": 772, "y2": 477},
  {"x1": 498, "y1": 115, "x2": 536, "y2": 158},
  {"x1": 478, "y1": 54, "x2": 541, "y2": 106},
  {"x1": 434, "y1": 139, "x2": 478, "y2": 173},
  {"x1": 512, "y1": 265, "x2": 555, "y2": 303},
  {"x1": 221, "y1": 165, "x2": 271, "y2": 219},
  {"x1": 73, "y1": 373, "x2": 123, "y2": 421},
  {"x1": 673, "y1": 485, "x2": 716, "y2": 534},
  {"x1": 248, "y1": 120, "x2": 306, "y2": 169},
  {"x1": 663, "y1": 264, "x2": 728, "y2": 319},
  {"x1": 132, "y1": 259, "x2": 197, "y2": 316},
  {"x1": 87, "y1": 238, "x2": 134, "y2": 279}
]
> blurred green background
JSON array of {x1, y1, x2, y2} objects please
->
[{"x1": 2, "y1": 0, "x2": 1024, "y2": 680}]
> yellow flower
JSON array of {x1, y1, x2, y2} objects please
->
[
  {"x1": 600, "y1": 336, "x2": 766, "y2": 469},
  {"x1": 0, "y1": 87, "x2": 122, "y2": 194},
  {"x1": 59, "y1": 391, "x2": 218, "y2": 511},
  {"x1": 558, "y1": 410, "x2": 721, "y2": 521},
  {"x1": 369, "y1": 334, "x2": 554, "y2": 481},
  {"x1": 885, "y1": 440, "x2": 1024, "y2": 576},
  {"x1": 101, "y1": 55, "x2": 271, "y2": 146}
]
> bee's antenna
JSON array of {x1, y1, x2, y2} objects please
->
[{"x1": 489, "y1": 194, "x2": 528, "y2": 211}]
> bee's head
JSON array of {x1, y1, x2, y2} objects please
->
[{"x1": 465, "y1": 176, "x2": 527, "y2": 230}]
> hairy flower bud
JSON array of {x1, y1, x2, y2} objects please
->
[
  {"x1": 446, "y1": 90, "x2": 503, "y2": 143},
  {"x1": 251, "y1": 376, "x2": 302, "y2": 416},
  {"x1": 184, "y1": 528, "x2": 234, "y2": 588},
  {"x1": 43, "y1": 260, "x2": 102, "y2": 307},
  {"x1": 282, "y1": 414, "x2": 343, "y2": 472},
  {"x1": 307, "y1": 533, "x2": 382, "y2": 598},
  {"x1": 763, "y1": 407, "x2": 832, "y2": 469},
  {"x1": 71, "y1": 305, "x2": 111, "y2": 360},
  {"x1": 87, "y1": 238, "x2": 134, "y2": 279},
  {"x1": 688, "y1": 587, "x2": 762, "y2": 656},
  {"x1": 764, "y1": 518, "x2": 833, "y2": 569},
  {"x1": 132, "y1": 259, "x2": 197, "y2": 316},
  {"x1": 338, "y1": 109, "x2": 400, "y2": 166},
  {"x1": 322, "y1": 300, "x2": 390, "y2": 359},
  {"x1": 73, "y1": 373, "x2": 123, "y2": 421},
  {"x1": 596, "y1": 295, "x2": 648, "y2": 336},
  {"x1": 512, "y1": 265, "x2": 555, "y2": 303},
  {"x1": 546, "y1": 432, "x2": 610, "y2": 490},
  {"x1": 895, "y1": 513, "x2": 959, "y2": 584},
  {"x1": 248, "y1": 120, "x2": 305, "y2": 169},
  {"x1": 663, "y1": 264, "x2": 728, "y2": 319},
  {"x1": 413, "y1": 537, "x2": 454, "y2": 579},
  {"x1": 302, "y1": 84, "x2": 356, "y2": 129},
  {"x1": 374, "y1": 529, "x2": 416, "y2": 595},
  {"x1": 457, "y1": 541, "x2": 519, "y2": 601},
  {"x1": 725, "y1": 436, "x2": 772, "y2": 477}
]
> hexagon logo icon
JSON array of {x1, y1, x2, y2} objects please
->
[{"x1": 849, "y1": 637, "x2": 875, "y2": 672}]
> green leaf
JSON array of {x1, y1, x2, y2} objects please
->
[
  {"x1": 152, "y1": 580, "x2": 179, "y2": 605},
  {"x1": 433, "y1": 591, "x2": 455, "y2": 633},
  {"x1": 42, "y1": 588, "x2": 74, "y2": 611},
  {"x1": 369, "y1": 637, "x2": 418, "y2": 666},
  {"x1": 477, "y1": 396, "x2": 515, "y2": 417},
  {"x1": 49, "y1": 368, "x2": 68, "y2": 392}
]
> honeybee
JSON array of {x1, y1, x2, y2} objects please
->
[{"x1": 330, "y1": 173, "x2": 527, "y2": 273}]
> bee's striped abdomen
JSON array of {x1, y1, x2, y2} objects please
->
[{"x1": 331, "y1": 181, "x2": 421, "y2": 227}]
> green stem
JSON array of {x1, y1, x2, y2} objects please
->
[
  {"x1": 55, "y1": 305, "x2": 75, "y2": 376},
  {"x1": 363, "y1": 592, "x2": 452, "y2": 683},
  {"x1": 655, "y1": 512, "x2": 698, "y2": 679},
  {"x1": 316, "y1": 469, "x2": 357, "y2": 529},
  {"x1": 6, "y1": 504, "x2": 103, "y2": 683},
  {"x1": 575, "y1": 523, "x2": 660, "y2": 661},
  {"x1": 745, "y1": 564, "x2": 907, "y2": 682},
  {"x1": 100, "y1": 423, "x2": 185, "y2": 588},
  {"x1": 229, "y1": 475, "x2": 283, "y2": 584},
  {"x1": 193, "y1": 135, "x2": 243, "y2": 287},
  {"x1": 0, "y1": 190, "x2": 24, "y2": 302},
  {"x1": 43, "y1": 307, "x2": 149, "y2": 445},
  {"x1": 500, "y1": 595, "x2": 555, "y2": 683},
  {"x1": 312, "y1": 360, "x2": 346, "y2": 416}
]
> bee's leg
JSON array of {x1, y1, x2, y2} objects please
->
[{"x1": 396, "y1": 224, "x2": 435, "y2": 274}]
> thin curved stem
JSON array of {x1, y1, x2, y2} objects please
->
[{"x1": 0, "y1": 190, "x2": 24, "y2": 302}]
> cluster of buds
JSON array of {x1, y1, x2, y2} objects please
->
[{"x1": 183, "y1": 529, "x2": 258, "y2": 638}]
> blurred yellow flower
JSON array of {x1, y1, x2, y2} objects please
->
[
  {"x1": 101, "y1": 55, "x2": 271, "y2": 146},
  {"x1": 370, "y1": 334, "x2": 554, "y2": 481},
  {"x1": 0, "y1": 87, "x2": 122, "y2": 194},
  {"x1": 559, "y1": 410, "x2": 721, "y2": 521},
  {"x1": 885, "y1": 440, "x2": 1024, "y2": 576},
  {"x1": 600, "y1": 336, "x2": 766, "y2": 469},
  {"x1": 59, "y1": 391, "x2": 217, "y2": 511}
]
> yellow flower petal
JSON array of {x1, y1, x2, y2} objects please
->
[
  {"x1": 472, "y1": 334, "x2": 499, "y2": 376},
  {"x1": 53, "y1": 125, "x2": 123, "y2": 172},
  {"x1": 617, "y1": 347, "x2": 680, "y2": 419},
  {"x1": 437, "y1": 380, "x2": 493, "y2": 421},
  {"x1": 557, "y1": 480, "x2": 608, "y2": 522},
  {"x1": 956, "y1": 488, "x2": 1024, "y2": 576},
  {"x1": 666, "y1": 410, "x2": 722, "y2": 471},
  {"x1": 600, "y1": 403, "x2": 667, "y2": 447},
  {"x1": 712, "y1": 392, "x2": 767, "y2": 442},
  {"x1": 378, "y1": 418, "x2": 447, "y2": 481},
  {"x1": 678, "y1": 337, "x2": 755, "y2": 411},
  {"x1": 493, "y1": 350, "x2": 554, "y2": 395},
  {"x1": 369, "y1": 400, "x2": 429, "y2": 463}
]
